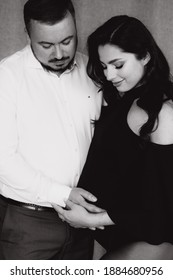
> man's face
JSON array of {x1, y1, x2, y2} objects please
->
[{"x1": 29, "y1": 12, "x2": 77, "y2": 74}]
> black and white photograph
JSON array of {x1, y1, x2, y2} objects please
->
[{"x1": 0, "y1": 1, "x2": 173, "y2": 278}]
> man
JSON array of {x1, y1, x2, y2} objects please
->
[{"x1": 0, "y1": 0, "x2": 102, "y2": 260}]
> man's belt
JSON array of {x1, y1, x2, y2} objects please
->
[{"x1": 0, "y1": 194, "x2": 54, "y2": 212}]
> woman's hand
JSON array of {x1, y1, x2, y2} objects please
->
[
  {"x1": 52, "y1": 200, "x2": 104, "y2": 230},
  {"x1": 52, "y1": 200, "x2": 114, "y2": 230},
  {"x1": 68, "y1": 188, "x2": 105, "y2": 213}
]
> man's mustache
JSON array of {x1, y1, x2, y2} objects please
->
[{"x1": 49, "y1": 57, "x2": 69, "y2": 63}]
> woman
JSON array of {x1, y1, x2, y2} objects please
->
[{"x1": 54, "y1": 15, "x2": 173, "y2": 259}]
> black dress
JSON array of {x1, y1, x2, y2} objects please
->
[{"x1": 77, "y1": 87, "x2": 173, "y2": 251}]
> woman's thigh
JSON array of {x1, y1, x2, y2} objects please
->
[{"x1": 101, "y1": 242, "x2": 173, "y2": 260}]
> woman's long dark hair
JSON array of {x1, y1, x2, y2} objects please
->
[{"x1": 87, "y1": 15, "x2": 173, "y2": 140}]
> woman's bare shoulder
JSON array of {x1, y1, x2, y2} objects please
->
[{"x1": 151, "y1": 100, "x2": 173, "y2": 145}]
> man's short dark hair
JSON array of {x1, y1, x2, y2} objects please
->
[{"x1": 24, "y1": 0, "x2": 75, "y2": 34}]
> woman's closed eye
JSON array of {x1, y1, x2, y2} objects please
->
[
  {"x1": 114, "y1": 63, "x2": 124, "y2": 69},
  {"x1": 100, "y1": 62, "x2": 124, "y2": 70}
]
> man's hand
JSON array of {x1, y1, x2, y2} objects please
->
[
  {"x1": 68, "y1": 188, "x2": 105, "y2": 213},
  {"x1": 52, "y1": 200, "x2": 105, "y2": 230}
]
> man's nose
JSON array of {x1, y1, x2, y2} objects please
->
[{"x1": 54, "y1": 45, "x2": 63, "y2": 59}]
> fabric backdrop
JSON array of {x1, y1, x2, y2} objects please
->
[{"x1": 0, "y1": 0, "x2": 173, "y2": 71}]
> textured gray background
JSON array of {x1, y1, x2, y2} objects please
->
[{"x1": 0, "y1": 0, "x2": 173, "y2": 71}]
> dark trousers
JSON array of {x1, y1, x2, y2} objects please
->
[{"x1": 0, "y1": 196, "x2": 94, "y2": 260}]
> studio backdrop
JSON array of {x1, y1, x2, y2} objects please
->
[{"x1": 0, "y1": 0, "x2": 173, "y2": 71}]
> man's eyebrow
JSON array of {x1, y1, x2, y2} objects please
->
[
  {"x1": 61, "y1": 35, "x2": 73, "y2": 43},
  {"x1": 38, "y1": 36, "x2": 74, "y2": 45},
  {"x1": 38, "y1": 41, "x2": 53, "y2": 45}
]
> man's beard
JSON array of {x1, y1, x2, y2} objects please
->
[
  {"x1": 40, "y1": 57, "x2": 74, "y2": 75},
  {"x1": 31, "y1": 46, "x2": 75, "y2": 75}
]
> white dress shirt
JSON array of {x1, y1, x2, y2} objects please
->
[{"x1": 0, "y1": 45, "x2": 102, "y2": 207}]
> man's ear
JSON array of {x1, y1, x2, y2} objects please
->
[
  {"x1": 24, "y1": 27, "x2": 30, "y2": 44},
  {"x1": 143, "y1": 52, "x2": 151, "y2": 66},
  {"x1": 26, "y1": 33, "x2": 31, "y2": 44}
]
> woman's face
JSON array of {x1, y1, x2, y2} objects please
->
[{"x1": 98, "y1": 44, "x2": 149, "y2": 92}]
